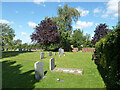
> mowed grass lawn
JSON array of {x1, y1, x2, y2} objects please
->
[{"x1": 2, "y1": 51, "x2": 105, "y2": 88}]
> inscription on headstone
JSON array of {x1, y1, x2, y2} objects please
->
[
  {"x1": 40, "y1": 52, "x2": 45, "y2": 59},
  {"x1": 49, "y1": 51, "x2": 52, "y2": 56},
  {"x1": 34, "y1": 61, "x2": 44, "y2": 80},
  {"x1": 49, "y1": 58, "x2": 55, "y2": 70}
]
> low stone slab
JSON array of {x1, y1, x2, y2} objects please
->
[{"x1": 52, "y1": 67, "x2": 83, "y2": 75}]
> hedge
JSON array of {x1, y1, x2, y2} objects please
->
[{"x1": 93, "y1": 25, "x2": 120, "y2": 88}]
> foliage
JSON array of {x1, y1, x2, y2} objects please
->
[
  {"x1": 31, "y1": 18, "x2": 60, "y2": 49},
  {"x1": 91, "y1": 23, "x2": 110, "y2": 45},
  {"x1": 93, "y1": 25, "x2": 120, "y2": 88},
  {"x1": 0, "y1": 23, "x2": 15, "y2": 48},
  {"x1": 52, "y1": 4, "x2": 80, "y2": 49},
  {"x1": 71, "y1": 29, "x2": 86, "y2": 46}
]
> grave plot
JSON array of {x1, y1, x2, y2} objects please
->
[
  {"x1": 52, "y1": 68, "x2": 83, "y2": 75},
  {"x1": 49, "y1": 58, "x2": 83, "y2": 75}
]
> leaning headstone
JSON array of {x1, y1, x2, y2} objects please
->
[
  {"x1": 34, "y1": 61, "x2": 44, "y2": 80},
  {"x1": 49, "y1": 51, "x2": 52, "y2": 56},
  {"x1": 40, "y1": 52, "x2": 45, "y2": 59},
  {"x1": 49, "y1": 58, "x2": 55, "y2": 70}
]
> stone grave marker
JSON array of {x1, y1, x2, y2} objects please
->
[
  {"x1": 49, "y1": 51, "x2": 52, "y2": 56},
  {"x1": 54, "y1": 52, "x2": 56, "y2": 56},
  {"x1": 40, "y1": 52, "x2": 45, "y2": 59},
  {"x1": 49, "y1": 58, "x2": 55, "y2": 70},
  {"x1": 59, "y1": 48, "x2": 64, "y2": 56},
  {"x1": 34, "y1": 61, "x2": 44, "y2": 80}
]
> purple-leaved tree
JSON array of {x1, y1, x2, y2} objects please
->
[{"x1": 30, "y1": 18, "x2": 60, "y2": 48}]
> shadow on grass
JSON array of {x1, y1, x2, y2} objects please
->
[
  {"x1": 2, "y1": 60, "x2": 38, "y2": 88},
  {"x1": 2, "y1": 51, "x2": 34, "y2": 58},
  {"x1": 97, "y1": 66, "x2": 119, "y2": 89}
]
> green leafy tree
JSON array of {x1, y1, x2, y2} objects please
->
[
  {"x1": 0, "y1": 23, "x2": 15, "y2": 48},
  {"x1": 71, "y1": 29, "x2": 86, "y2": 47},
  {"x1": 52, "y1": 4, "x2": 80, "y2": 49}
]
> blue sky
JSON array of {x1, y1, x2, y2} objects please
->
[{"x1": 1, "y1": 0, "x2": 118, "y2": 44}]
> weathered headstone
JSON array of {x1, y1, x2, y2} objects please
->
[
  {"x1": 34, "y1": 61, "x2": 44, "y2": 80},
  {"x1": 49, "y1": 58, "x2": 55, "y2": 70},
  {"x1": 40, "y1": 52, "x2": 45, "y2": 59},
  {"x1": 49, "y1": 51, "x2": 52, "y2": 56},
  {"x1": 59, "y1": 48, "x2": 64, "y2": 56},
  {"x1": 54, "y1": 52, "x2": 56, "y2": 56}
]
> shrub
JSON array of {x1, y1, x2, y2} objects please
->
[{"x1": 93, "y1": 25, "x2": 120, "y2": 88}]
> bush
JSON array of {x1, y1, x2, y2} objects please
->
[{"x1": 93, "y1": 26, "x2": 120, "y2": 88}]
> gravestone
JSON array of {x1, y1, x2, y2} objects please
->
[
  {"x1": 54, "y1": 52, "x2": 56, "y2": 56},
  {"x1": 59, "y1": 48, "x2": 64, "y2": 56},
  {"x1": 34, "y1": 61, "x2": 44, "y2": 80},
  {"x1": 49, "y1": 51, "x2": 52, "y2": 56},
  {"x1": 49, "y1": 58, "x2": 55, "y2": 70},
  {"x1": 40, "y1": 52, "x2": 45, "y2": 59}
]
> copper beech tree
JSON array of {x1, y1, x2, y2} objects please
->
[
  {"x1": 91, "y1": 23, "x2": 110, "y2": 45},
  {"x1": 30, "y1": 18, "x2": 60, "y2": 48}
]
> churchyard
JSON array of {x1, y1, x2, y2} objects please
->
[{"x1": 2, "y1": 50, "x2": 105, "y2": 88}]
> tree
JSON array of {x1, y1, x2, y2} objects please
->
[
  {"x1": 71, "y1": 29, "x2": 86, "y2": 47},
  {"x1": 52, "y1": 4, "x2": 80, "y2": 49},
  {"x1": 30, "y1": 18, "x2": 60, "y2": 49},
  {"x1": 0, "y1": 23, "x2": 15, "y2": 48},
  {"x1": 91, "y1": 23, "x2": 109, "y2": 45}
]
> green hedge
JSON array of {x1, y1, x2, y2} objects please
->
[{"x1": 94, "y1": 26, "x2": 120, "y2": 88}]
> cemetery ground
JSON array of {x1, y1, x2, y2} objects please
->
[{"x1": 2, "y1": 51, "x2": 105, "y2": 88}]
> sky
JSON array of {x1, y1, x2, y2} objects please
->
[{"x1": 0, "y1": 0, "x2": 119, "y2": 44}]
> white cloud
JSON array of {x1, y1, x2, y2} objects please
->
[
  {"x1": 28, "y1": 21, "x2": 37, "y2": 28},
  {"x1": 101, "y1": 14, "x2": 108, "y2": 18},
  {"x1": 33, "y1": 0, "x2": 46, "y2": 7},
  {"x1": 93, "y1": 8, "x2": 102, "y2": 13},
  {"x1": 33, "y1": 0, "x2": 46, "y2": 4},
  {"x1": 73, "y1": 21, "x2": 93, "y2": 29},
  {"x1": 76, "y1": 7, "x2": 89, "y2": 17},
  {"x1": 0, "y1": 19, "x2": 14, "y2": 24},
  {"x1": 21, "y1": 32, "x2": 27, "y2": 36},
  {"x1": 58, "y1": 4, "x2": 62, "y2": 7},
  {"x1": 106, "y1": 0, "x2": 118, "y2": 14}
]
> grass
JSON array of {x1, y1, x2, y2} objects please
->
[{"x1": 2, "y1": 51, "x2": 106, "y2": 88}]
